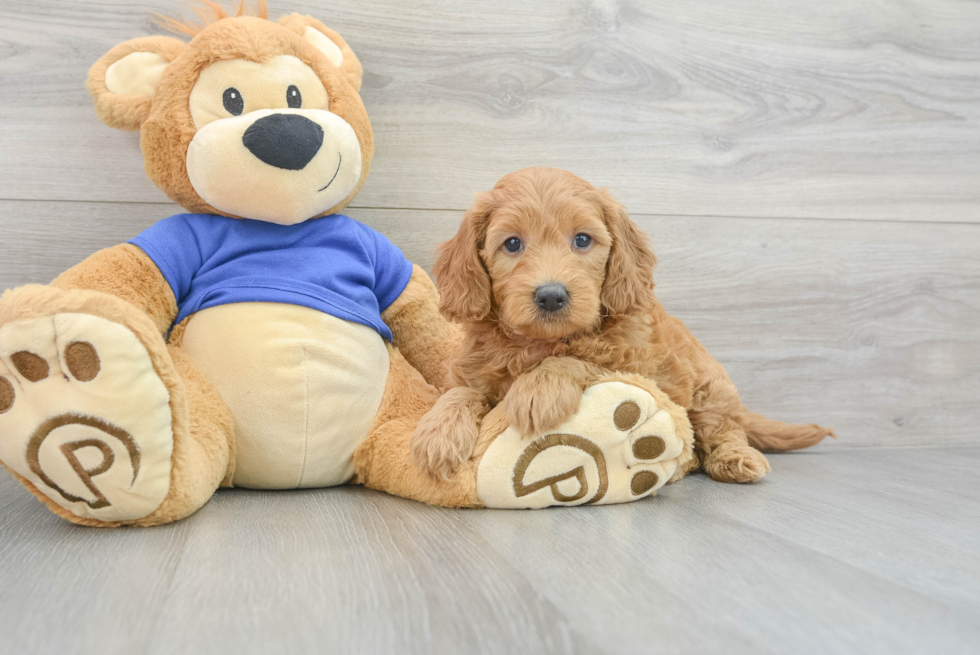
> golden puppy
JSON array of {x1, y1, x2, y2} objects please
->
[{"x1": 412, "y1": 167, "x2": 834, "y2": 482}]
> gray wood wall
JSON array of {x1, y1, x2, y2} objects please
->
[{"x1": 1, "y1": 0, "x2": 978, "y2": 449}]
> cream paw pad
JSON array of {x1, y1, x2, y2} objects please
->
[
  {"x1": 477, "y1": 380, "x2": 693, "y2": 509},
  {"x1": 0, "y1": 313, "x2": 173, "y2": 522}
]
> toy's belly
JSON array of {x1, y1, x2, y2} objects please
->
[{"x1": 181, "y1": 302, "x2": 390, "y2": 489}]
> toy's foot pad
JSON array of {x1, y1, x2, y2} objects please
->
[
  {"x1": 0, "y1": 313, "x2": 172, "y2": 522},
  {"x1": 477, "y1": 381, "x2": 690, "y2": 508}
]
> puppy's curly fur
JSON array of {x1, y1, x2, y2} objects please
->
[{"x1": 412, "y1": 167, "x2": 835, "y2": 482}]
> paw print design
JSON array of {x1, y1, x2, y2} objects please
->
[
  {"x1": 477, "y1": 380, "x2": 693, "y2": 508},
  {"x1": 0, "y1": 313, "x2": 173, "y2": 522}
]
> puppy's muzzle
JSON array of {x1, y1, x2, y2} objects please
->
[
  {"x1": 534, "y1": 283, "x2": 569, "y2": 313},
  {"x1": 243, "y1": 113, "x2": 324, "y2": 170}
]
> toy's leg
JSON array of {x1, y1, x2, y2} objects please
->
[
  {"x1": 353, "y1": 352, "x2": 695, "y2": 509},
  {"x1": 688, "y1": 377, "x2": 771, "y2": 483},
  {"x1": 352, "y1": 348, "x2": 482, "y2": 507},
  {"x1": 0, "y1": 285, "x2": 232, "y2": 527}
]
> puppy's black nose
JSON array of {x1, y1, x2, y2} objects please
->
[
  {"x1": 534, "y1": 283, "x2": 569, "y2": 313},
  {"x1": 243, "y1": 113, "x2": 324, "y2": 170}
]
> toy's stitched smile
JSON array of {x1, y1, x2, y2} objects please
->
[{"x1": 318, "y1": 153, "x2": 342, "y2": 192}]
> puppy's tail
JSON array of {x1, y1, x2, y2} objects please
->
[{"x1": 738, "y1": 409, "x2": 836, "y2": 452}]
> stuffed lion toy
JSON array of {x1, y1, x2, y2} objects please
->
[{"x1": 0, "y1": 2, "x2": 694, "y2": 526}]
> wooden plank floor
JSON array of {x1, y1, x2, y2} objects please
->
[
  {"x1": 0, "y1": 1, "x2": 978, "y2": 653},
  {"x1": 1, "y1": 447, "x2": 978, "y2": 655}
]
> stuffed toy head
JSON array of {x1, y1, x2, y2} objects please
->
[{"x1": 86, "y1": 1, "x2": 373, "y2": 225}]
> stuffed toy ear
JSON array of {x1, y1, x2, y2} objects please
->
[
  {"x1": 87, "y1": 36, "x2": 185, "y2": 131},
  {"x1": 278, "y1": 14, "x2": 364, "y2": 92},
  {"x1": 596, "y1": 190, "x2": 657, "y2": 316}
]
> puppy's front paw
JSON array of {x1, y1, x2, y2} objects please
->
[
  {"x1": 504, "y1": 375, "x2": 583, "y2": 438},
  {"x1": 703, "y1": 443, "x2": 771, "y2": 483},
  {"x1": 411, "y1": 405, "x2": 480, "y2": 481}
]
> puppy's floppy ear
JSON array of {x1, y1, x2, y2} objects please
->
[
  {"x1": 597, "y1": 189, "x2": 656, "y2": 315},
  {"x1": 278, "y1": 14, "x2": 364, "y2": 92},
  {"x1": 87, "y1": 36, "x2": 185, "y2": 131},
  {"x1": 434, "y1": 193, "x2": 495, "y2": 323}
]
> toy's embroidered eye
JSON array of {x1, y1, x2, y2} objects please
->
[
  {"x1": 222, "y1": 88, "x2": 244, "y2": 116},
  {"x1": 503, "y1": 237, "x2": 523, "y2": 253},
  {"x1": 573, "y1": 233, "x2": 592, "y2": 249},
  {"x1": 287, "y1": 85, "x2": 302, "y2": 109}
]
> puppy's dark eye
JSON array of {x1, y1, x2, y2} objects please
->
[
  {"x1": 573, "y1": 233, "x2": 592, "y2": 249},
  {"x1": 503, "y1": 237, "x2": 523, "y2": 253},
  {"x1": 287, "y1": 85, "x2": 302, "y2": 109},
  {"x1": 222, "y1": 88, "x2": 244, "y2": 115}
]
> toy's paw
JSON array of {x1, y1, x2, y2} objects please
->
[
  {"x1": 476, "y1": 381, "x2": 693, "y2": 508},
  {"x1": 703, "y1": 443, "x2": 770, "y2": 483},
  {"x1": 503, "y1": 372, "x2": 582, "y2": 438},
  {"x1": 0, "y1": 312, "x2": 173, "y2": 522}
]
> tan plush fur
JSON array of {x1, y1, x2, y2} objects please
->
[
  {"x1": 51, "y1": 244, "x2": 178, "y2": 335},
  {"x1": 86, "y1": 12, "x2": 372, "y2": 219},
  {"x1": 352, "y1": 347, "x2": 484, "y2": 508},
  {"x1": 45, "y1": 237, "x2": 238, "y2": 516},
  {"x1": 276, "y1": 14, "x2": 364, "y2": 92},
  {"x1": 381, "y1": 265, "x2": 463, "y2": 392},
  {"x1": 0, "y1": 6, "x2": 461, "y2": 525},
  {"x1": 7, "y1": 256, "x2": 460, "y2": 525},
  {"x1": 86, "y1": 36, "x2": 186, "y2": 131},
  {"x1": 417, "y1": 167, "x2": 835, "y2": 483},
  {"x1": 0, "y1": 284, "x2": 233, "y2": 526}
]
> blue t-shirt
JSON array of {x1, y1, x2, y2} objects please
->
[{"x1": 129, "y1": 213, "x2": 414, "y2": 341}]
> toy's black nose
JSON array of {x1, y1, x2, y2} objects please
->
[
  {"x1": 242, "y1": 113, "x2": 323, "y2": 170},
  {"x1": 534, "y1": 283, "x2": 569, "y2": 313}
]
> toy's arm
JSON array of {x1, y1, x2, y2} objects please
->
[
  {"x1": 51, "y1": 243, "x2": 177, "y2": 335},
  {"x1": 382, "y1": 265, "x2": 462, "y2": 392}
]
